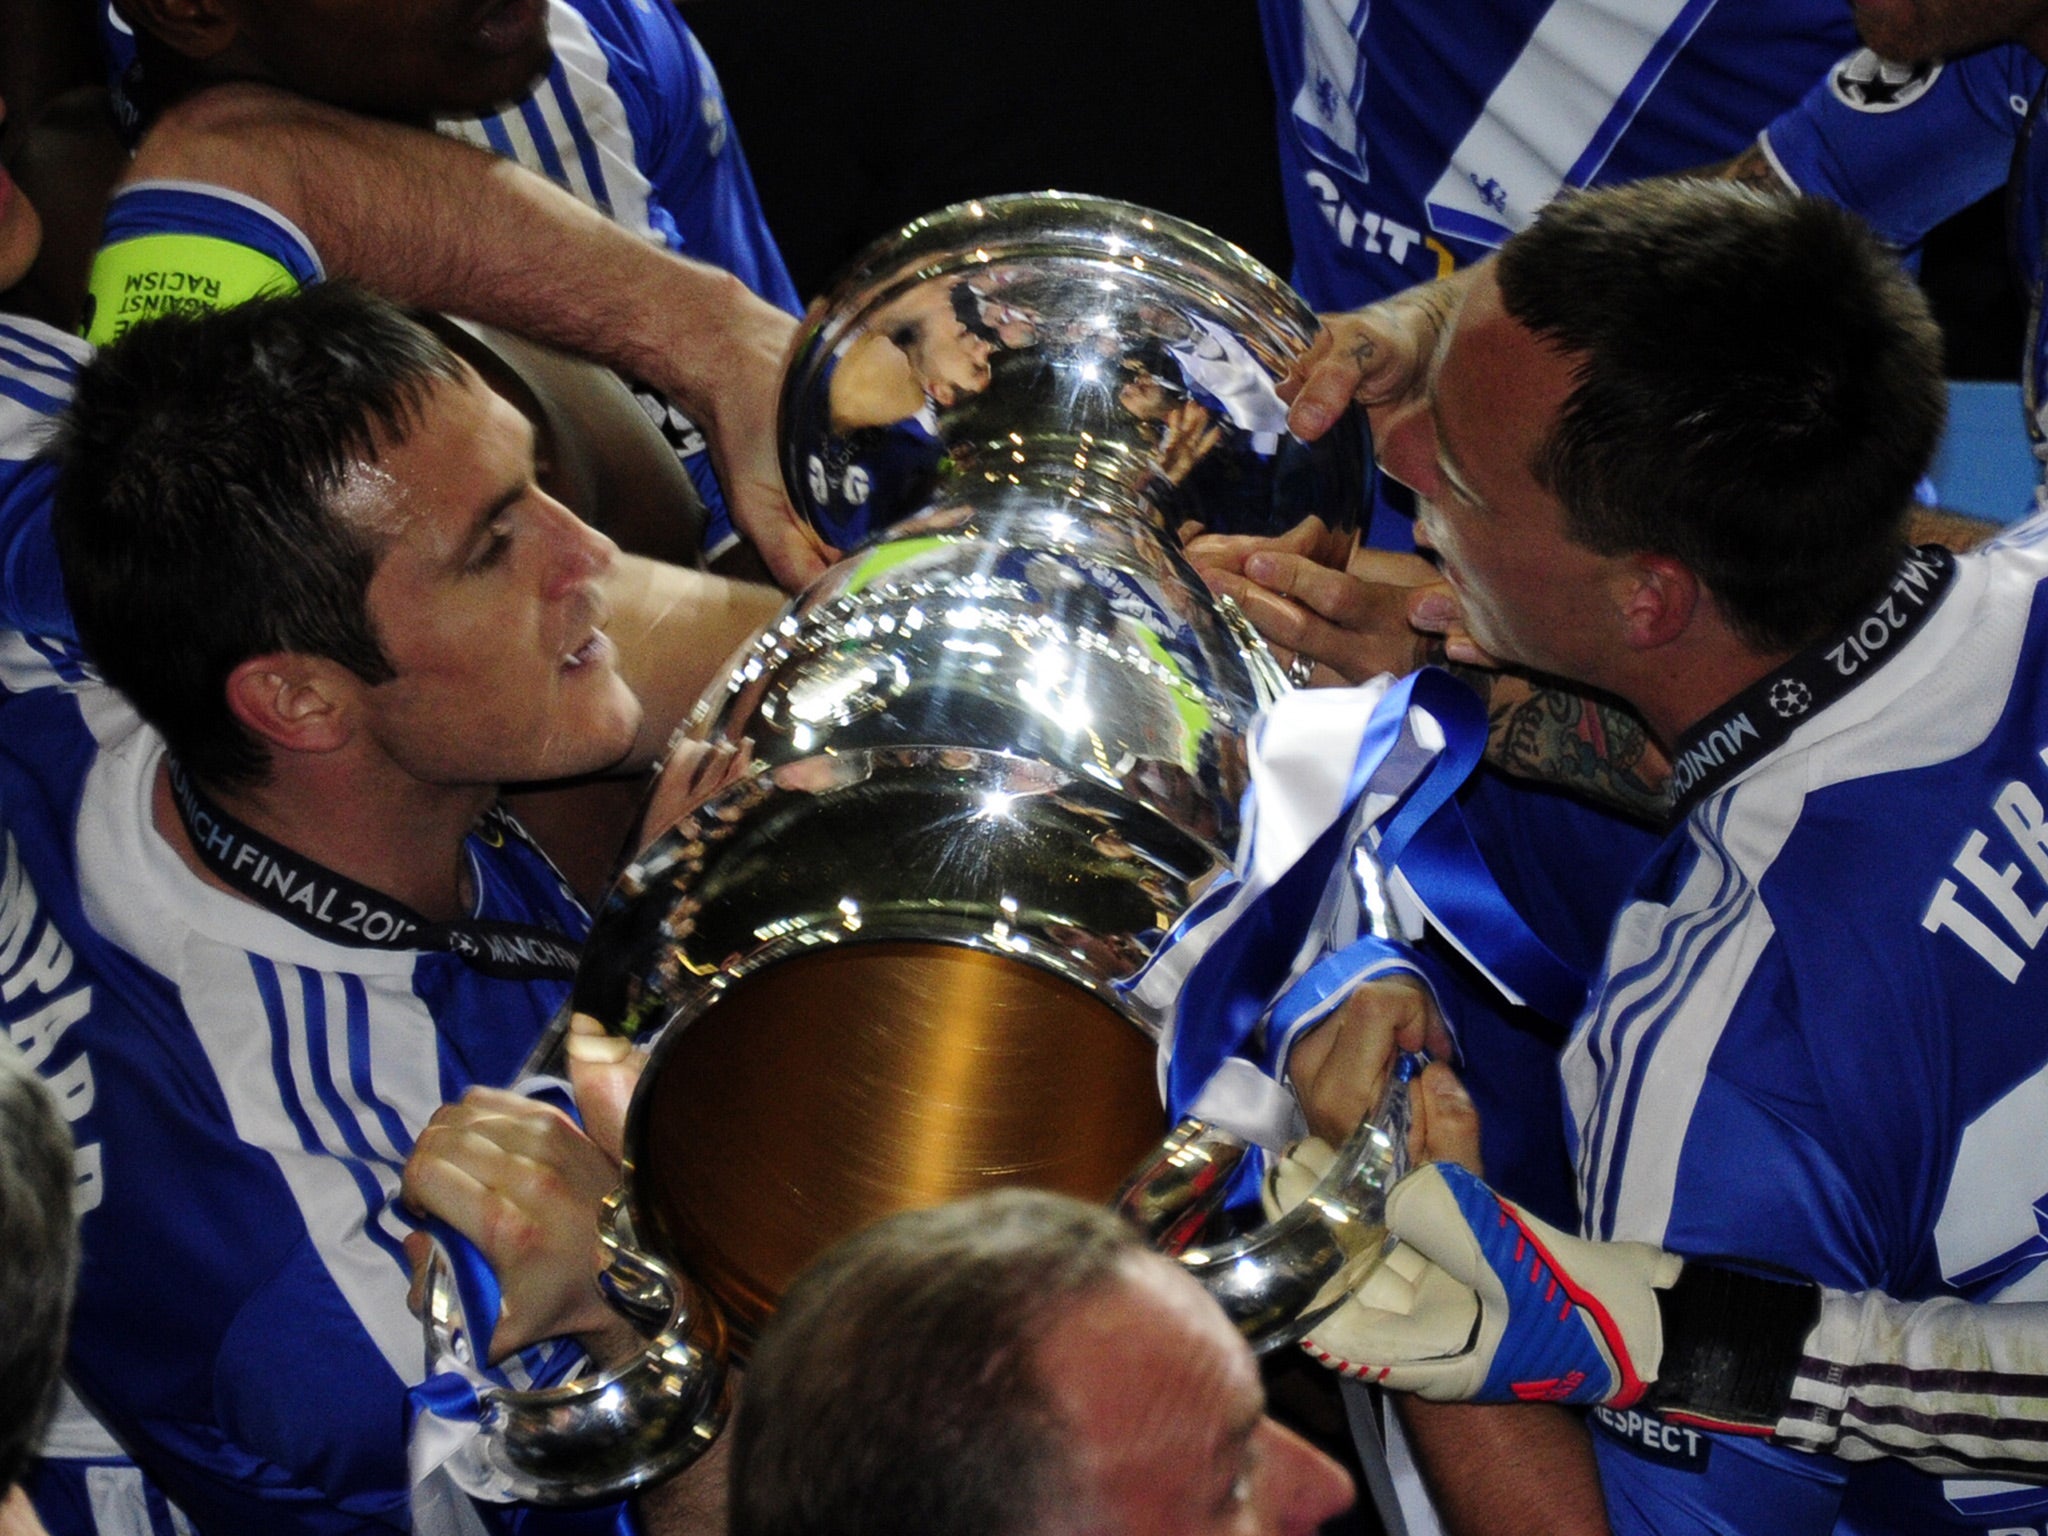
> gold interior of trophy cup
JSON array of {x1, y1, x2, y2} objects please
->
[{"x1": 632, "y1": 940, "x2": 1164, "y2": 1347}]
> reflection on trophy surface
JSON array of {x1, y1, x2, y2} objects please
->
[
  {"x1": 582, "y1": 189, "x2": 1373, "y2": 1333},
  {"x1": 458, "y1": 193, "x2": 1404, "y2": 1499}
]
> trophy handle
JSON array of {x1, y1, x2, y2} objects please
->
[
  {"x1": 1117, "y1": 1065, "x2": 1412, "y2": 1353},
  {"x1": 419, "y1": 1187, "x2": 730, "y2": 1504}
]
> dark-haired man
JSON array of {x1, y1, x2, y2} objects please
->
[
  {"x1": 1286, "y1": 178, "x2": 2048, "y2": 1536},
  {"x1": 731, "y1": 1188, "x2": 1355, "y2": 1536},
  {"x1": 1, "y1": 284, "x2": 774, "y2": 1536}
]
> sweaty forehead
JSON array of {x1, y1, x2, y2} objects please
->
[{"x1": 332, "y1": 364, "x2": 525, "y2": 543}]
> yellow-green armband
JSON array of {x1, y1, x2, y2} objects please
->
[{"x1": 82, "y1": 233, "x2": 305, "y2": 347}]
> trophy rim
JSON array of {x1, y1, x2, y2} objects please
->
[{"x1": 775, "y1": 188, "x2": 1321, "y2": 518}]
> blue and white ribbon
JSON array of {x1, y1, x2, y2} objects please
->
[
  {"x1": 1138, "y1": 668, "x2": 1588, "y2": 1153},
  {"x1": 1391, "y1": 795, "x2": 1586, "y2": 1023},
  {"x1": 1125, "y1": 671, "x2": 1465, "y2": 1146},
  {"x1": 408, "y1": 1214, "x2": 519, "y2": 1503}
]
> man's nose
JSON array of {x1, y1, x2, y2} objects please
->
[
  {"x1": 540, "y1": 495, "x2": 616, "y2": 598},
  {"x1": 1259, "y1": 1419, "x2": 1356, "y2": 1536}
]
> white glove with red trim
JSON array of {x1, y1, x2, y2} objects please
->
[{"x1": 1267, "y1": 1147, "x2": 1678, "y2": 1406}]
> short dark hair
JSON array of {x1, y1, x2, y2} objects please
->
[
  {"x1": 1495, "y1": 181, "x2": 1946, "y2": 651},
  {"x1": 0, "y1": 1043, "x2": 78, "y2": 1494},
  {"x1": 730, "y1": 1190, "x2": 1142, "y2": 1536},
  {"x1": 52, "y1": 284, "x2": 466, "y2": 787}
]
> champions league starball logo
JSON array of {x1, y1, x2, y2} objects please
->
[
  {"x1": 1828, "y1": 50, "x2": 1941, "y2": 113},
  {"x1": 1768, "y1": 678, "x2": 1813, "y2": 719}
]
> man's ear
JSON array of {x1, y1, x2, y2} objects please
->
[
  {"x1": 224, "y1": 655, "x2": 358, "y2": 757},
  {"x1": 1614, "y1": 554, "x2": 1699, "y2": 651},
  {"x1": 115, "y1": 0, "x2": 242, "y2": 60}
]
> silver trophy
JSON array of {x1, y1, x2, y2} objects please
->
[{"x1": 428, "y1": 192, "x2": 1410, "y2": 1501}]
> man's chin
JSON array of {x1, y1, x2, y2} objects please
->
[
  {"x1": 526, "y1": 699, "x2": 646, "y2": 785},
  {"x1": 0, "y1": 192, "x2": 41, "y2": 295},
  {"x1": 435, "y1": 54, "x2": 552, "y2": 119},
  {"x1": 456, "y1": 0, "x2": 554, "y2": 107},
  {"x1": 592, "y1": 695, "x2": 650, "y2": 776},
  {"x1": 1849, "y1": 0, "x2": 1976, "y2": 63}
]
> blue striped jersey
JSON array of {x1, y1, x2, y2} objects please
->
[
  {"x1": 0, "y1": 318, "x2": 90, "y2": 664},
  {"x1": 1, "y1": 275, "x2": 610, "y2": 1536},
  {"x1": 1, "y1": 653, "x2": 595, "y2": 1535},
  {"x1": 1259, "y1": 0, "x2": 1857, "y2": 313},
  {"x1": 436, "y1": 0, "x2": 796, "y2": 308},
  {"x1": 1568, "y1": 513, "x2": 2048, "y2": 1534}
]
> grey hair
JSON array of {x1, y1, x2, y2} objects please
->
[
  {"x1": 730, "y1": 1189, "x2": 1143, "y2": 1536},
  {"x1": 0, "y1": 1041, "x2": 78, "y2": 1493}
]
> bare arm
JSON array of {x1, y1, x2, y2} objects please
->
[
  {"x1": 1908, "y1": 504, "x2": 2003, "y2": 551},
  {"x1": 1397, "y1": 1399, "x2": 1612, "y2": 1536},
  {"x1": 125, "y1": 83, "x2": 831, "y2": 589},
  {"x1": 599, "y1": 554, "x2": 783, "y2": 771},
  {"x1": 633, "y1": 1428, "x2": 733, "y2": 1536}
]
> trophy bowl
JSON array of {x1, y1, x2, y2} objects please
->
[
  {"x1": 439, "y1": 194, "x2": 1403, "y2": 1502},
  {"x1": 578, "y1": 191, "x2": 1373, "y2": 1344}
]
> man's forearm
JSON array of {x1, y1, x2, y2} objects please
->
[
  {"x1": 1908, "y1": 504, "x2": 2003, "y2": 552},
  {"x1": 123, "y1": 84, "x2": 785, "y2": 434},
  {"x1": 601, "y1": 556, "x2": 783, "y2": 769},
  {"x1": 634, "y1": 1424, "x2": 732, "y2": 1536},
  {"x1": 1397, "y1": 1399, "x2": 1611, "y2": 1536}
]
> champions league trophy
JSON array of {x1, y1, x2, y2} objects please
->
[{"x1": 422, "y1": 193, "x2": 1416, "y2": 1502}]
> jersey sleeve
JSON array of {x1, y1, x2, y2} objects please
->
[
  {"x1": 1761, "y1": 45, "x2": 2039, "y2": 248},
  {"x1": 82, "y1": 181, "x2": 325, "y2": 347},
  {"x1": 1780, "y1": 1290, "x2": 2048, "y2": 1477},
  {"x1": 0, "y1": 319, "x2": 88, "y2": 656},
  {"x1": 582, "y1": 0, "x2": 799, "y2": 313}
]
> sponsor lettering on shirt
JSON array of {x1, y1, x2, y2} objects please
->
[
  {"x1": 0, "y1": 833, "x2": 103, "y2": 1214},
  {"x1": 1590, "y1": 1405, "x2": 1713, "y2": 1471},
  {"x1": 1300, "y1": 172, "x2": 1452, "y2": 280}
]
